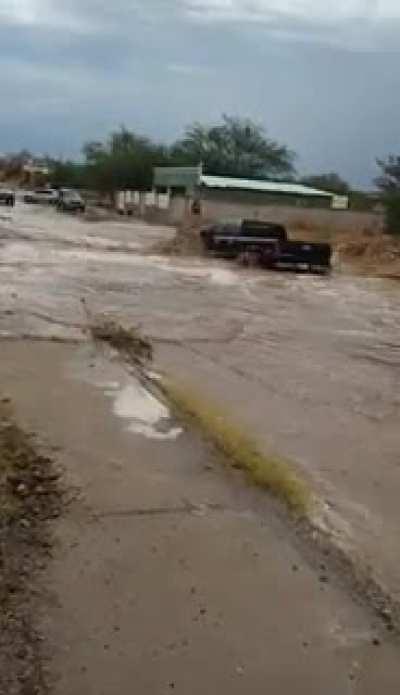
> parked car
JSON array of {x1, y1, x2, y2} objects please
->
[
  {"x1": 23, "y1": 189, "x2": 58, "y2": 204},
  {"x1": 0, "y1": 189, "x2": 15, "y2": 206},
  {"x1": 57, "y1": 189, "x2": 85, "y2": 213}
]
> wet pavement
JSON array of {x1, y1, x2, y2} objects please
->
[
  {"x1": 1, "y1": 203, "x2": 400, "y2": 601},
  {"x1": 1, "y1": 339, "x2": 400, "y2": 694}
]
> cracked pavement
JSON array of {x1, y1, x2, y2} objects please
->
[{"x1": 1, "y1": 203, "x2": 400, "y2": 691}]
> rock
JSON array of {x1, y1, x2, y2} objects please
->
[
  {"x1": 19, "y1": 519, "x2": 31, "y2": 530},
  {"x1": 16, "y1": 646, "x2": 28, "y2": 660},
  {"x1": 372, "y1": 638, "x2": 381, "y2": 647},
  {"x1": 380, "y1": 607, "x2": 392, "y2": 622},
  {"x1": 16, "y1": 483, "x2": 28, "y2": 497},
  {"x1": 292, "y1": 564, "x2": 299, "y2": 572},
  {"x1": 236, "y1": 666, "x2": 245, "y2": 676}
]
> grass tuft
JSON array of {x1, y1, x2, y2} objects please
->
[{"x1": 162, "y1": 381, "x2": 311, "y2": 516}]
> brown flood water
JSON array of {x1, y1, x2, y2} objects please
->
[{"x1": 0, "y1": 203, "x2": 399, "y2": 599}]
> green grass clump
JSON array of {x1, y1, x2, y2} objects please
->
[{"x1": 162, "y1": 381, "x2": 311, "y2": 516}]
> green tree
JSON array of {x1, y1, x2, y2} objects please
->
[
  {"x1": 49, "y1": 159, "x2": 86, "y2": 188},
  {"x1": 83, "y1": 127, "x2": 168, "y2": 198},
  {"x1": 301, "y1": 172, "x2": 350, "y2": 195},
  {"x1": 376, "y1": 156, "x2": 400, "y2": 234},
  {"x1": 170, "y1": 115, "x2": 295, "y2": 179}
]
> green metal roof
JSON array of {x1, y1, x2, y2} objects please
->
[
  {"x1": 153, "y1": 167, "x2": 332, "y2": 198},
  {"x1": 201, "y1": 175, "x2": 332, "y2": 198}
]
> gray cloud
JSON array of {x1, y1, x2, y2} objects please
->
[{"x1": 0, "y1": 0, "x2": 399, "y2": 184}]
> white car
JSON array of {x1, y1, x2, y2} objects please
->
[{"x1": 23, "y1": 189, "x2": 58, "y2": 205}]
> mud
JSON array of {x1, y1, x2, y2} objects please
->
[
  {"x1": 0, "y1": 400, "x2": 62, "y2": 695},
  {"x1": 0, "y1": 205, "x2": 400, "y2": 600}
]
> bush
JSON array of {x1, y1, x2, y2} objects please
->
[{"x1": 383, "y1": 193, "x2": 400, "y2": 235}]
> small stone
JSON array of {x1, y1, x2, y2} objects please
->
[
  {"x1": 190, "y1": 587, "x2": 196, "y2": 595},
  {"x1": 236, "y1": 666, "x2": 245, "y2": 676},
  {"x1": 380, "y1": 608, "x2": 392, "y2": 622},
  {"x1": 372, "y1": 638, "x2": 381, "y2": 647},
  {"x1": 292, "y1": 564, "x2": 299, "y2": 572},
  {"x1": 16, "y1": 483, "x2": 28, "y2": 497},
  {"x1": 302, "y1": 641, "x2": 309, "y2": 649},
  {"x1": 104, "y1": 644, "x2": 110, "y2": 651},
  {"x1": 16, "y1": 646, "x2": 28, "y2": 659},
  {"x1": 169, "y1": 683, "x2": 175, "y2": 690},
  {"x1": 20, "y1": 518, "x2": 31, "y2": 529},
  {"x1": 200, "y1": 608, "x2": 207, "y2": 616}
]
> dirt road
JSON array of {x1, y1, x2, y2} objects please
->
[{"x1": 1, "y1": 204, "x2": 400, "y2": 691}]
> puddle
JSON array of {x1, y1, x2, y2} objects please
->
[
  {"x1": 71, "y1": 350, "x2": 182, "y2": 441},
  {"x1": 111, "y1": 380, "x2": 182, "y2": 440}
]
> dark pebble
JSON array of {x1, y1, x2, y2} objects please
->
[
  {"x1": 292, "y1": 564, "x2": 299, "y2": 572},
  {"x1": 319, "y1": 575, "x2": 329, "y2": 584},
  {"x1": 372, "y1": 638, "x2": 381, "y2": 647}
]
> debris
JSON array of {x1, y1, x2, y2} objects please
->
[{"x1": 90, "y1": 318, "x2": 153, "y2": 365}]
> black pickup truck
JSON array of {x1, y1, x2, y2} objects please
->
[
  {"x1": 200, "y1": 219, "x2": 287, "y2": 257},
  {"x1": 200, "y1": 219, "x2": 332, "y2": 274}
]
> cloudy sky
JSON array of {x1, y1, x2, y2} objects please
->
[{"x1": 1, "y1": 0, "x2": 399, "y2": 186}]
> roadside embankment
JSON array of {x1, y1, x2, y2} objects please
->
[{"x1": 0, "y1": 399, "x2": 62, "y2": 695}]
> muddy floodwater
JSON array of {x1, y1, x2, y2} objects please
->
[{"x1": 1, "y1": 203, "x2": 400, "y2": 598}]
